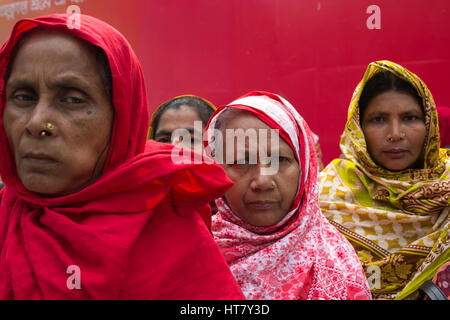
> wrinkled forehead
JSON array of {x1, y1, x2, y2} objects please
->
[
  {"x1": 5, "y1": 28, "x2": 98, "y2": 82},
  {"x1": 211, "y1": 95, "x2": 300, "y2": 156},
  {"x1": 205, "y1": 93, "x2": 311, "y2": 196}
]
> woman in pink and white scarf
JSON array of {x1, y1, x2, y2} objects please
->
[{"x1": 205, "y1": 91, "x2": 371, "y2": 300}]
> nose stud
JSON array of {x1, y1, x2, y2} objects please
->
[
  {"x1": 386, "y1": 132, "x2": 406, "y2": 141},
  {"x1": 40, "y1": 122, "x2": 54, "y2": 136},
  {"x1": 46, "y1": 122, "x2": 54, "y2": 131}
]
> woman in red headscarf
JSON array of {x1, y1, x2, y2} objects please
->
[
  {"x1": 0, "y1": 14, "x2": 244, "y2": 299},
  {"x1": 205, "y1": 91, "x2": 372, "y2": 300}
]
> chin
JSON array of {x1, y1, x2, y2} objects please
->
[
  {"x1": 23, "y1": 183, "x2": 60, "y2": 195},
  {"x1": 384, "y1": 166, "x2": 406, "y2": 171},
  {"x1": 374, "y1": 157, "x2": 414, "y2": 172},
  {"x1": 244, "y1": 214, "x2": 284, "y2": 228},
  {"x1": 21, "y1": 176, "x2": 66, "y2": 196},
  {"x1": 247, "y1": 220, "x2": 274, "y2": 227},
  {"x1": 381, "y1": 162, "x2": 416, "y2": 172}
]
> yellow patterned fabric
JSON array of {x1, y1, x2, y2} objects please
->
[{"x1": 319, "y1": 61, "x2": 450, "y2": 300}]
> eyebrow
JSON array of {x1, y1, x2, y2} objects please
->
[
  {"x1": 401, "y1": 109, "x2": 423, "y2": 116},
  {"x1": 48, "y1": 74, "x2": 93, "y2": 92},
  {"x1": 367, "y1": 109, "x2": 423, "y2": 118},
  {"x1": 155, "y1": 128, "x2": 198, "y2": 138},
  {"x1": 365, "y1": 111, "x2": 388, "y2": 118},
  {"x1": 155, "y1": 130, "x2": 172, "y2": 138},
  {"x1": 7, "y1": 73, "x2": 93, "y2": 93},
  {"x1": 6, "y1": 78, "x2": 34, "y2": 90}
]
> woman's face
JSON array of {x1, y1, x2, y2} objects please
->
[
  {"x1": 154, "y1": 105, "x2": 203, "y2": 151},
  {"x1": 361, "y1": 90, "x2": 426, "y2": 171},
  {"x1": 221, "y1": 113, "x2": 300, "y2": 227},
  {"x1": 3, "y1": 31, "x2": 114, "y2": 196}
]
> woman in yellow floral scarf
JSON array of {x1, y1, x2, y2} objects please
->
[{"x1": 319, "y1": 61, "x2": 449, "y2": 300}]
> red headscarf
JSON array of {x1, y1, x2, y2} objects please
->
[
  {"x1": 206, "y1": 91, "x2": 372, "y2": 300},
  {"x1": 0, "y1": 14, "x2": 244, "y2": 299}
]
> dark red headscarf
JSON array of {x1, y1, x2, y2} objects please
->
[{"x1": 0, "y1": 14, "x2": 243, "y2": 299}]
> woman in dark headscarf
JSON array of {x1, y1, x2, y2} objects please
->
[
  {"x1": 0, "y1": 14, "x2": 244, "y2": 299},
  {"x1": 149, "y1": 95, "x2": 215, "y2": 148},
  {"x1": 149, "y1": 95, "x2": 218, "y2": 214}
]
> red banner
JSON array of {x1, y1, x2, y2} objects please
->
[{"x1": 1, "y1": 0, "x2": 449, "y2": 163}]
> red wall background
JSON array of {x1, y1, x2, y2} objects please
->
[{"x1": 1, "y1": 0, "x2": 449, "y2": 165}]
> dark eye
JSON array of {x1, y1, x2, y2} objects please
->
[
  {"x1": 63, "y1": 96, "x2": 85, "y2": 104},
  {"x1": 189, "y1": 136, "x2": 196, "y2": 144},
  {"x1": 234, "y1": 159, "x2": 247, "y2": 165},
  {"x1": 9, "y1": 91, "x2": 36, "y2": 107},
  {"x1": 229, "y1": 163, "x2": 252, "y2": 173},
  {"x1": 156, "y1": 137, "x2": 171, "y2": 143},
  {"x1": 404, "y1": 115, "x2": 420, "y2": 122},
  {"x1": 265, "y1": 156, "x2": 290, "y2": 166},
  {"x1": 11, "y1": 88, "x2": 37, "y2": 105},
  {"x1": 14, "y1": 93, "x2": 35, "y2": 101},
  {"x1": 370, "y1": 116, "x2": 385, "y2": 123}
]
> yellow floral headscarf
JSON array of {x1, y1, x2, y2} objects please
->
[{"x1": 319, "y1": 61, "x2": 449, "y2": 299}]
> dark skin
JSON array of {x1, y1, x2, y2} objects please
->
[
  {"x1": 361, "y1": 91, "x2": 426, "y2": 171},
  {"x1": 221, "y1": 114, "x2": 300, "y2": 227},
  {"x1": 3, "y1": 31, "x2": 114, "y2": 196},
  {"x1": 154, "y1": 105, "x2": 204, "y2": 152}
]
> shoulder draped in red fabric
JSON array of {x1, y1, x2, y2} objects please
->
[{"x1": 0, "y1": 14, "x2": 244, "y2": 300}]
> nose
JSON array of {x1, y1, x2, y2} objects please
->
[
  {"x1": 386, "y1": 118, "x2": 403, "y2": 142},
  {"x1": 25, "y1": 98, "x2": 56, "y2": 137},
  {"x1": 249, "y1": 164, "x2": 276, "y2": 192},
  {"x1": 172, "y1": 135, "x2": 192, "y2": 150}
]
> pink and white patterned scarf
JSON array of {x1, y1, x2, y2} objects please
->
[{"x1": 206, "y1": 91, "x2": 372, "y2": 300}]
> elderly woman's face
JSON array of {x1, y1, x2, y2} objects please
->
[
  {"x1": 361, "y1": 90, "x2": 426, "y2": 171},
  {"x1": 3, "y1": 32, "x2": 113, "y2": 196},
  {"x1": 221, "y1": 113, "x2": 299, "y2": 227}
]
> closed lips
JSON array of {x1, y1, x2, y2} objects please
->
[
  {"x1": 246, "y1": 201, "x2": 277, "y2": 209},
  {"x1": 23, "y1": 152, "x2": 57, "y2": 161},
  {"x1": 383, "y1": 148, "x2": 407, "y2": 153}
]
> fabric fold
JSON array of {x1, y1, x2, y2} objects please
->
[{"x1": 0, "y1": 14, "x2": 243, "y2": 300}]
